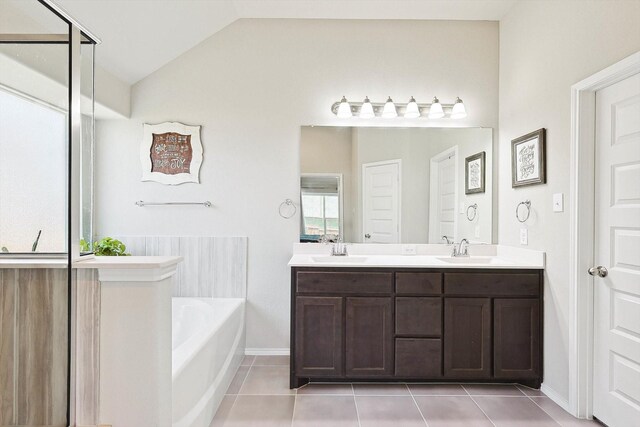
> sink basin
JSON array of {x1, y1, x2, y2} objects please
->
[
  {"x1": 311, "y1": 256, "x2": 368, "y2": 263},
  {"x1": 436, "y1": 256, "x2": 510, "y2": 265}
]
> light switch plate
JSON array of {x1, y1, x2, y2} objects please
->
[
  {"x1": 460, "y1": 202, "x2": 465, "y2": 214},
  {"x1": 553, "y1": 193, "x2": 564, "y2": 212},
  {"x1": 401, "y1": 244, "x2": 417, "y2": 255},
  {"x1": 520, "y1": 228, "x2": 528, "y2": 245},
  {"x1": 475, "y1": 226, "x2": 480, "y2": 238}
]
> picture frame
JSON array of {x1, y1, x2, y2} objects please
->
[
  {"x1": 140, "y1": 122, "x2": 203, "y2": 185},
  {"x1": 465, "y1": 151, "x2": 485, "y2": 194},
  {"x1": 511, "y1": 128, "x2": 546, "y2": 187}
]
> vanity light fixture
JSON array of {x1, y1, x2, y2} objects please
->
[
  {"x1": 404, "y1": 96, "x2": 420, "y2": 118},
  {"x1": 450, "y1": 97, "x2": 468, "y2": 119},
  {"x1": 359, "y1": 96, "x2": 375, "y2": 118},
  {"x1": 330, "y1": 96, "x2": 467, "y2": 119},
  {"x1": 336, "y1": 96, "x2": 352, "y2": 118},
  {"x1": 381, "y1": 96, "x2": 398, "y2": 118},
  {"x1": 428, "y1": 96, "x2": 445, "y2": 119}
]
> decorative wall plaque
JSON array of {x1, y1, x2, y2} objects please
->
[{"x1": 141, "y1": 122, "x2": 203, "y2": 185}]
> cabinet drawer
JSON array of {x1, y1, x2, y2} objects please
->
[
  {"x1": 444, "y1": 273, "x2": 540, "y2": 296},
  {"x1": 396, "y1": 297, "x2": 441, "y2": 336},
  {"x1": 296, "y1": 271, "x2": 393, "y2": 295},
  {"x1": 396, "y1": 272, "x2": 442, "y2": 295},
  {"x1": 395, "y1": 338, "x2": 441, "y2": 377}
]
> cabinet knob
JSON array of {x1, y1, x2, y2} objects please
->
[{"x1": 364, "y1": 233, "x2": 371, "y2": 239}]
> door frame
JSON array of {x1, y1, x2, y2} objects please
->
[
  {"x1": 428, "y1": 146, "x2": 459, "y2": 244},
  {"x1": 361, "y1": 159, "x2": 402, "y2": 243},
  {"x1": 568, "y1": 51, "x2": 640, "y2": 419}
]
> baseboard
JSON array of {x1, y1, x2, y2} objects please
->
[
  {"x1": 540, "y1": 383, "x2": 571, "y2": 412},
  {"x1": 245, "y1": 348, "x2": 290, "y2": 356}
]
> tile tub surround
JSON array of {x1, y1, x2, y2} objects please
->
[
  {"x1": 289, "y1": 243, "x2": 545, "y2": 269},
  {"x1": 111, "y1": 236, "x2": 248, "y2": 297},
  {"x1": 211, "y1": 356, "x2": 598, "y2": 427}
]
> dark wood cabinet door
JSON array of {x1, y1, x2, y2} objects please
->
[
  {"x1": 345, "y1": 297, "x2": 393, "y2": 377},
  {"x1": 444, "y1": 297, "x2": 491, "y2": 379},
  {"x1": 395, "y1": 338, "x2": 442, "y2": 378},
  {"x1": 494, "y1": 298, "x2": 540, "y2": 380},
  {"x1": 396, "y1": 297, "x2": 442, "y2": 336},
  {"x1": 295, "y1": 297, "x2": 343, "y2": 377}
]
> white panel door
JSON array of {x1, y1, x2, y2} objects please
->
[
  {"x1": 593, "y1": 72, "x2": 640, "y2": 427},
  {"x1": 362, "y1": 160, "x2": 400, "y2": 243},
  {"x1": 436, "y1": 155, "x2": 457, "y2": 241}
]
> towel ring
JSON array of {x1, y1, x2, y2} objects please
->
[
  {"x1": 279, "y1": 199, "x2": 297, "y2": 219},
  {"x1": 466, "y1": 203, "x2": 478, "y2": 221},
  {"x1": 516, "y1": 200, "x2": 531, "y2": 223}
]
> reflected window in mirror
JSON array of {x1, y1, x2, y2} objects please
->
[{"x1": 300, "y1": 174, "x2": 343, "y2": 242}]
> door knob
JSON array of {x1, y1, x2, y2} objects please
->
[
  {"x1": 364, "y1": 233, "x2": 371, "y2": 239},
  {"x1": 588, "y1": 266, "x2": 608, "y2": 278}
]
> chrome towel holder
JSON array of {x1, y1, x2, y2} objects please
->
[
  {"x1": 135, "y1": 200, "x2": 212, "y2": 207},
  {"x1": 279, "y1": 199, "x2": 297, "y2": 219},
  {"x1": 466, "y1": 203, "x2": 478, "y2": 221},
  {"x1": 516, "y1": 200, "x2": 531, "y2": 223}
]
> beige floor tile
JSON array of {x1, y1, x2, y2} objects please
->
[
  {"x1": 531, "y1": 397, "x2": 601, "y2": 426},
  {"x1": 226, "y1": 365, "x2": 250, "y2": 394},
  {"x1": 293, "y1": 395, "x2": 359, "y2": 426},
  {"x1": 353, "y1": 383, "x2": 410, "y2": 396},
  {"x1": 517, "y1": 385, "x2": 546, "y2": 396},
  {"x1": 296, "y1": 383, "x2": 354, "y2": 395},
  {"x1": 355, "y1": 396, "x2": 426, "y2": 426},
  {"x1": 238, "y1": 366, "x2": 295, "y2": 395},
  {"x1": 252, "y1": 355, "x2": 290, "y2": 366},
  {"x1": 408, "y1": 384, "x2": 468, "y2": 396},
  {"x1": 463, "y1": 384, "x2": 526, "y2": 396},
  {"x1": 413, "y1": 396, "x2": 493, "y2": 427},
  {"x1": 210, "y1": 395, "x2": 237, "y2": 427},
  {"x1": 473, "y1": 396, "x2": 561, "y2": 426},
  {"x1": 222, "y1": 395, "x2": 295, "y2": 426},
  {"x1": 240, "y1": 355, "x2": 256, "y2": 366}
]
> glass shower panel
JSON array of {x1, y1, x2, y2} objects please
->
[
  {"x1": 80, "y1": 42, "x2": 95, "y2": 255},
  {"x1": 0, "y1": 0, "x2": 69, "y2": 254}
]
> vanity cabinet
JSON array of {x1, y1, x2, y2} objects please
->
[{"x1": 290, "y1": 267, "x2": 543, "y2": 389}]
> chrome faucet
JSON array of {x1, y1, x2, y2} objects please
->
[
  {"x1": 330, "y1": 237, "x2": 348, "y2": 256},
  {"x1": 452, "y1": 238, "x2": 470, "y2": 257},
  {"x1": 442, "y1": 235, "x2": 452, "y2": 245}
]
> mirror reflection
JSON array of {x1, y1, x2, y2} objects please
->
[{"x1": 300, "y1": 126, "x2": 493, "y2": 244}]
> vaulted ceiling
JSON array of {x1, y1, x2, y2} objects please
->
[{"x1": 53, "y1": 0, "x2": 516, "y2": 84}]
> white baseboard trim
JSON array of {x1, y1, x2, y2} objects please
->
[
  {"x1": 541, "y1": 383, "x2": 571, "y2": 412},
  {"x1": 245, "y1": 348, "x2": 290, "y2": 356}
]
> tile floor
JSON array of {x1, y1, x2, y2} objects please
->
[{"x1": 211, "y1": 356, "x2": 600, "y2": 427}]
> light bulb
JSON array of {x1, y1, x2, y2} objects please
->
[
  {"x1": 360, "y1": 96, "x2": 375, "y2": 118},
  {"x1": 450, "y1": 97, "x2": 467, "y2": 119},
  {"x1": 336, "y1": 96, "x2": 352, "y2": 118},
  {"x1": 404, "y1": 96, "x2": 420, "y2": 118},
  {"x1": 381, "y1": 96, "x2": 397, "y2": 118},
  {"x1": 428, "y1": 96, "x2": 444, "y2": 119}
]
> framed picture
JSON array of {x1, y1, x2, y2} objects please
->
[
  {"x1": 465, "y1": 151, "x2": 485, "y2": 194},
  {"x1": 511, "y1": 128, "x2": 546, "y2": 187},
  {"x1": 140, "y1": 122, "x2": 203, "y2": 185}
]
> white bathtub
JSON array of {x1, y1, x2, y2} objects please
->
[{"x1": 172, "y1": 297, "x2": 245, "y2": 427}]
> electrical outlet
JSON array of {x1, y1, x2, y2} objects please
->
[
  {"x1": 553, "y1": 193, "x2": 564, "y2": 212},
  {"x1": 520, "y1": 228, "x2": 528, "y2": 245},
  {"x1": 475, "y1": 226, "x2": 480, "y2": 238},
  {"x1": 401, "y1": 244, "x2": 417, "y2": 255}
]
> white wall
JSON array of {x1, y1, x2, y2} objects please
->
[
  {"x1": 499, "y1": 0, "x2": 640, "y2": 403},
  {"x1": 95, "y1": 18, "x2": 499, "y2": 350}
]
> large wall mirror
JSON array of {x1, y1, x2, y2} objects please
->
[{"x1": 300, "y1": 126, "x2": 494, "y2": 244}]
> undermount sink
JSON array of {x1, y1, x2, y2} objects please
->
[
  {"x1": 311, "y1": 256, "x2": 368, "y2": 263},
  {"x1": 437, "y1": 256, "x2": 510, "y2": 265}
]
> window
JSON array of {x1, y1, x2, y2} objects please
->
[{"x1": 301, "y1": 193, "x2": 340, "y2": 237}]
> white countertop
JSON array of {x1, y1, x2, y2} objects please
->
[
  {"x1": 0, "y1": 256, "x2": 183, "y2": 269},
  {"x1": 288, "y1": 244, "x2": 544, "y2": 269}
]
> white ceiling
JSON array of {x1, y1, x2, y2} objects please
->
[{"x1": 54, "y1": 0, "x2": 516, "y2": 84}]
